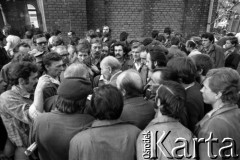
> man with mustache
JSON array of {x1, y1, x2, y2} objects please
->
[
  {"x1": 0, "y1": 62, "x2": 50, "y2": 159},
  {"x1": 113, "y1": 41, "x2": 131, "y2": 71}
]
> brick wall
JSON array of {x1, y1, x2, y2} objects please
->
[
  {"x1": 2, "y1": 0, "x2": 218, "y2": 40},
  {"x1": 43, "y1": 0, "x2": 87, "y2": 38},
  {"x1": 87, "y1": 0, "x2": 218, "y2": 39}
]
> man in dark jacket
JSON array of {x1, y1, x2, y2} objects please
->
[
  {"x1": 201, "y1": 32, "x2": 225, "y2": 68},
  {"x1": 117, "y1": 69, "x2": 155, "y2": 130},
  {"x1": 167, "y1": 57, "x2": 204, "y2": 132}
]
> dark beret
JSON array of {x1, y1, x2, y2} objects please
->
[{"x1": 57, "y1": 77, "x2": 92, "y2": 100}]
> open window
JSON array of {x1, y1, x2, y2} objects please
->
[{"x1": 27, "y1": 4, "x2": 39, "y2": 28}]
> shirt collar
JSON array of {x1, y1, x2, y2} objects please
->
[
  {"x1": 184, "y1": 82, "x2": 195, "y2": 90},
  {"x1": 109, "y1": 70, "x2": 122, "y2": 82},
  {"x1": 43, "y1": 74, "x2": 60, "y2": 85},
  {"x1": 91, "y1": 119, "x2": 126, "y2": 128},
  {"x1": 12, "y1": 85, "x2": 31, "y2": 99},
  {"x1": 196, "y1": 104, "x2": 239, "y2": 129},
  {"x1": 150, "y1": 114, "x2": 178, "y2": 126}
]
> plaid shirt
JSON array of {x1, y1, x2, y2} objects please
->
[{"x1": 0, "y1": 85, "x2": 33, "y2": 147}]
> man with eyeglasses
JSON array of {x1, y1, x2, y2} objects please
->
[{"x1": 30, "y1": 34, "x2": 49, "y2": 77}]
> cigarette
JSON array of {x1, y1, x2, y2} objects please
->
[{"x1": 24, "y1": 142, "x2": 37, "y2": 156}]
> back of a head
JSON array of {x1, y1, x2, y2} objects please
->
[
  {"x1": 64, "y1": 63, "x2": 89, "y2": 78},
  {"x1": 148, "y1": 45, "x2": 168, "y2": 67},
  {"x1": 227, "y1": 36, "x2": 239, "y2": 46},
  {"x1": 156, "y1": 34, "x2": 166, "y2": 43},
  {"x1": 120, "y1": 32, "x2": 129, "y2": 41},
  {"x1": 156, "y1": 80, "x2": 186, "y2": 120},
  {"x1": 101, "y1": 56, "x2": 121, "y2": 71},
  {"x1": 10, "y1": 62, "x2": 38, "y2": 85},
  {"x1": 43, "y1": 52, "x2": 62, "y2": 67},
  {"x1": 70, "y1": 37, "x2": 80, "y2": 46},
  {"x1": 53, "y1": 45, "x2": 68, "y2": 55},
  {"x1": 25, "y1": 31, "x2": 33, "y2": 39},
  {"x1": 191, "y1": 54, "x2": 213, "y2": 76},
  {"x1": 90, "y1": 85, "x2": 124, "y2": 120},
  {"x1": 152, "y1": 30, "x2": 159, "y2": 39},
  {"x1": 151, "y1": 67, "x2": 178, "y2": 84},
  {"x1": 191, "y1": 36, "x2": 202, "y2": 46},
  {"x1": 171, "y1": 36, "x2": 180, "y2": 46},
  {"x1": 116, "y1": 69, "x2": 143, "y2": 97},
  {"x1": 142, "y1": 38, "x2": 153, "y2": 46},
  {"x1": 52, "y1": 29, "x2": 61, "y2": 36},
  {"x1": 51, "y1": 36, "x2": 63, "y2": 46},
  {"x1": 206, "y1": 68, "x2": 240, "y2": 104},
  {"x1": 167, "y1": 57, "x2": 197, "y2": 84},
  {"x1": 186, "y1": 40, "x2": 196, "y2": 49},
  {"x1": 201, "y1": 32, "x2": 214, "y2": 43},
  {"x1": 226, "y1": 32, "x2": 235, "y2": 37},
  {"x1": 12, "y1": 52, "x2": 35, "y2": 63},
  {"x1": 164, "y1": 27, "x2": 172, "y2": 35},
  {"x1": 56, "y1": 77, "x2": 92, "y2": 114}
]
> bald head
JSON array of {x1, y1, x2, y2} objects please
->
[
  {"x1": 64, "y1": 63, "x2": 89, "y2": 79},
  {"x1": 54, "y1": 45, "x2": 68, "y2": 56},
  {"x1": 100, "y1": 56, "x2": 121, "y2": 71},
  {"x1": 116, "y1": 69, "x2": 143, "y2": 97}
]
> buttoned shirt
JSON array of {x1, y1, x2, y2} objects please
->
[{"x1": 0, "y1": 85, "x2": 33, "y2": 147}]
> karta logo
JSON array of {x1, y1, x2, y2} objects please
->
[{"x1": 141, "y1": 131, "x2": 239, "y2": 159}]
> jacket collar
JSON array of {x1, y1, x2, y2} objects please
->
[
  {"x1": 91, "y1": 119, "x2": 127, "y2": 128},
  {"x1": 149, "y1": 115, "x2": 178, "y2": 126},
  {"x1": 109, "y1": 70, "x2": 122, "y2": 83},
  {"x1": 12, "y1": 85, "x2": 31, "y2": 99},
  {"x1": 195, "y1": 104, "x2": 238, "y2": 131}
]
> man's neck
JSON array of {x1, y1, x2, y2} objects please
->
[
  {"x1": 18, "y1": 85, "x2": 30, "y2": 94},
  {"x1": 212, "y1": 100, "x2": 224, "y2": 110},
  {"x1": 46, "y1": 73, "x2": 57, "y2": 79},
  {"x1": 134, "y1": 59, "x2": 141, "y2": 64},
  {"x1": 182, "y1": 82, "x2": 195, "y2": 90},
  {"x1": 200, "y1": 75, "x2": 205, "y2": 84},
  {"x1": 117, "y1": 57, "x2": 124, "y2": 63},
  {"x1": 111, "y1": 69, "x2": 121, "y2": 77},
  {"x1": 205, "y1": 43, "x2": 213, "y2": 51}
]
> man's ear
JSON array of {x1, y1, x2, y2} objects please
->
[
  {"x1": 215, "y1": 92, "x2": 222, "y2": 100},
  {"x1": 18, "y1": 78, "x2": 25, "y2": 85},
  {"x1": 121, "y1": 89, "x2": 126, "y2": 97},
  {"x1": 154, "y1": 61, "x2": 158, "y2": 67},
  {"x1": 44, "y1": 64, "x2": 49, "y2": 71},
  {"x1": 197, "y1": 69, "x2": 203, "y2": 76},
  {"x1": 108, "y1": 66, "x2": 112, "y2": 74}
]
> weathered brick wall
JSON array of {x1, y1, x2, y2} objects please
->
[
  {"x1": 151, "y1": 0, "x2": 185, "y2": 37},
  {"x1": 43, "y1": 0, "x2": 87, "y2": 38},
  {"x1": 184, "y1": 0, "x2": 219, "y2": 38},
  {"x1": 86, "y1": 0, "x2": 218, "y2": 39}
]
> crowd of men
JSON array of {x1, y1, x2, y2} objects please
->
[{"x1": 0, "y1": 24, "x2": 240, "y2": 160}]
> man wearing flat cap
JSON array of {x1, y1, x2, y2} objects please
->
[{"x1": 32, "y1": 76, "x2": 94, "y2": 160}]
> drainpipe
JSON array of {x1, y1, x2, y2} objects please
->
[{"x1": 207, "y1": 0, "x2": 214, "y2": 32}]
